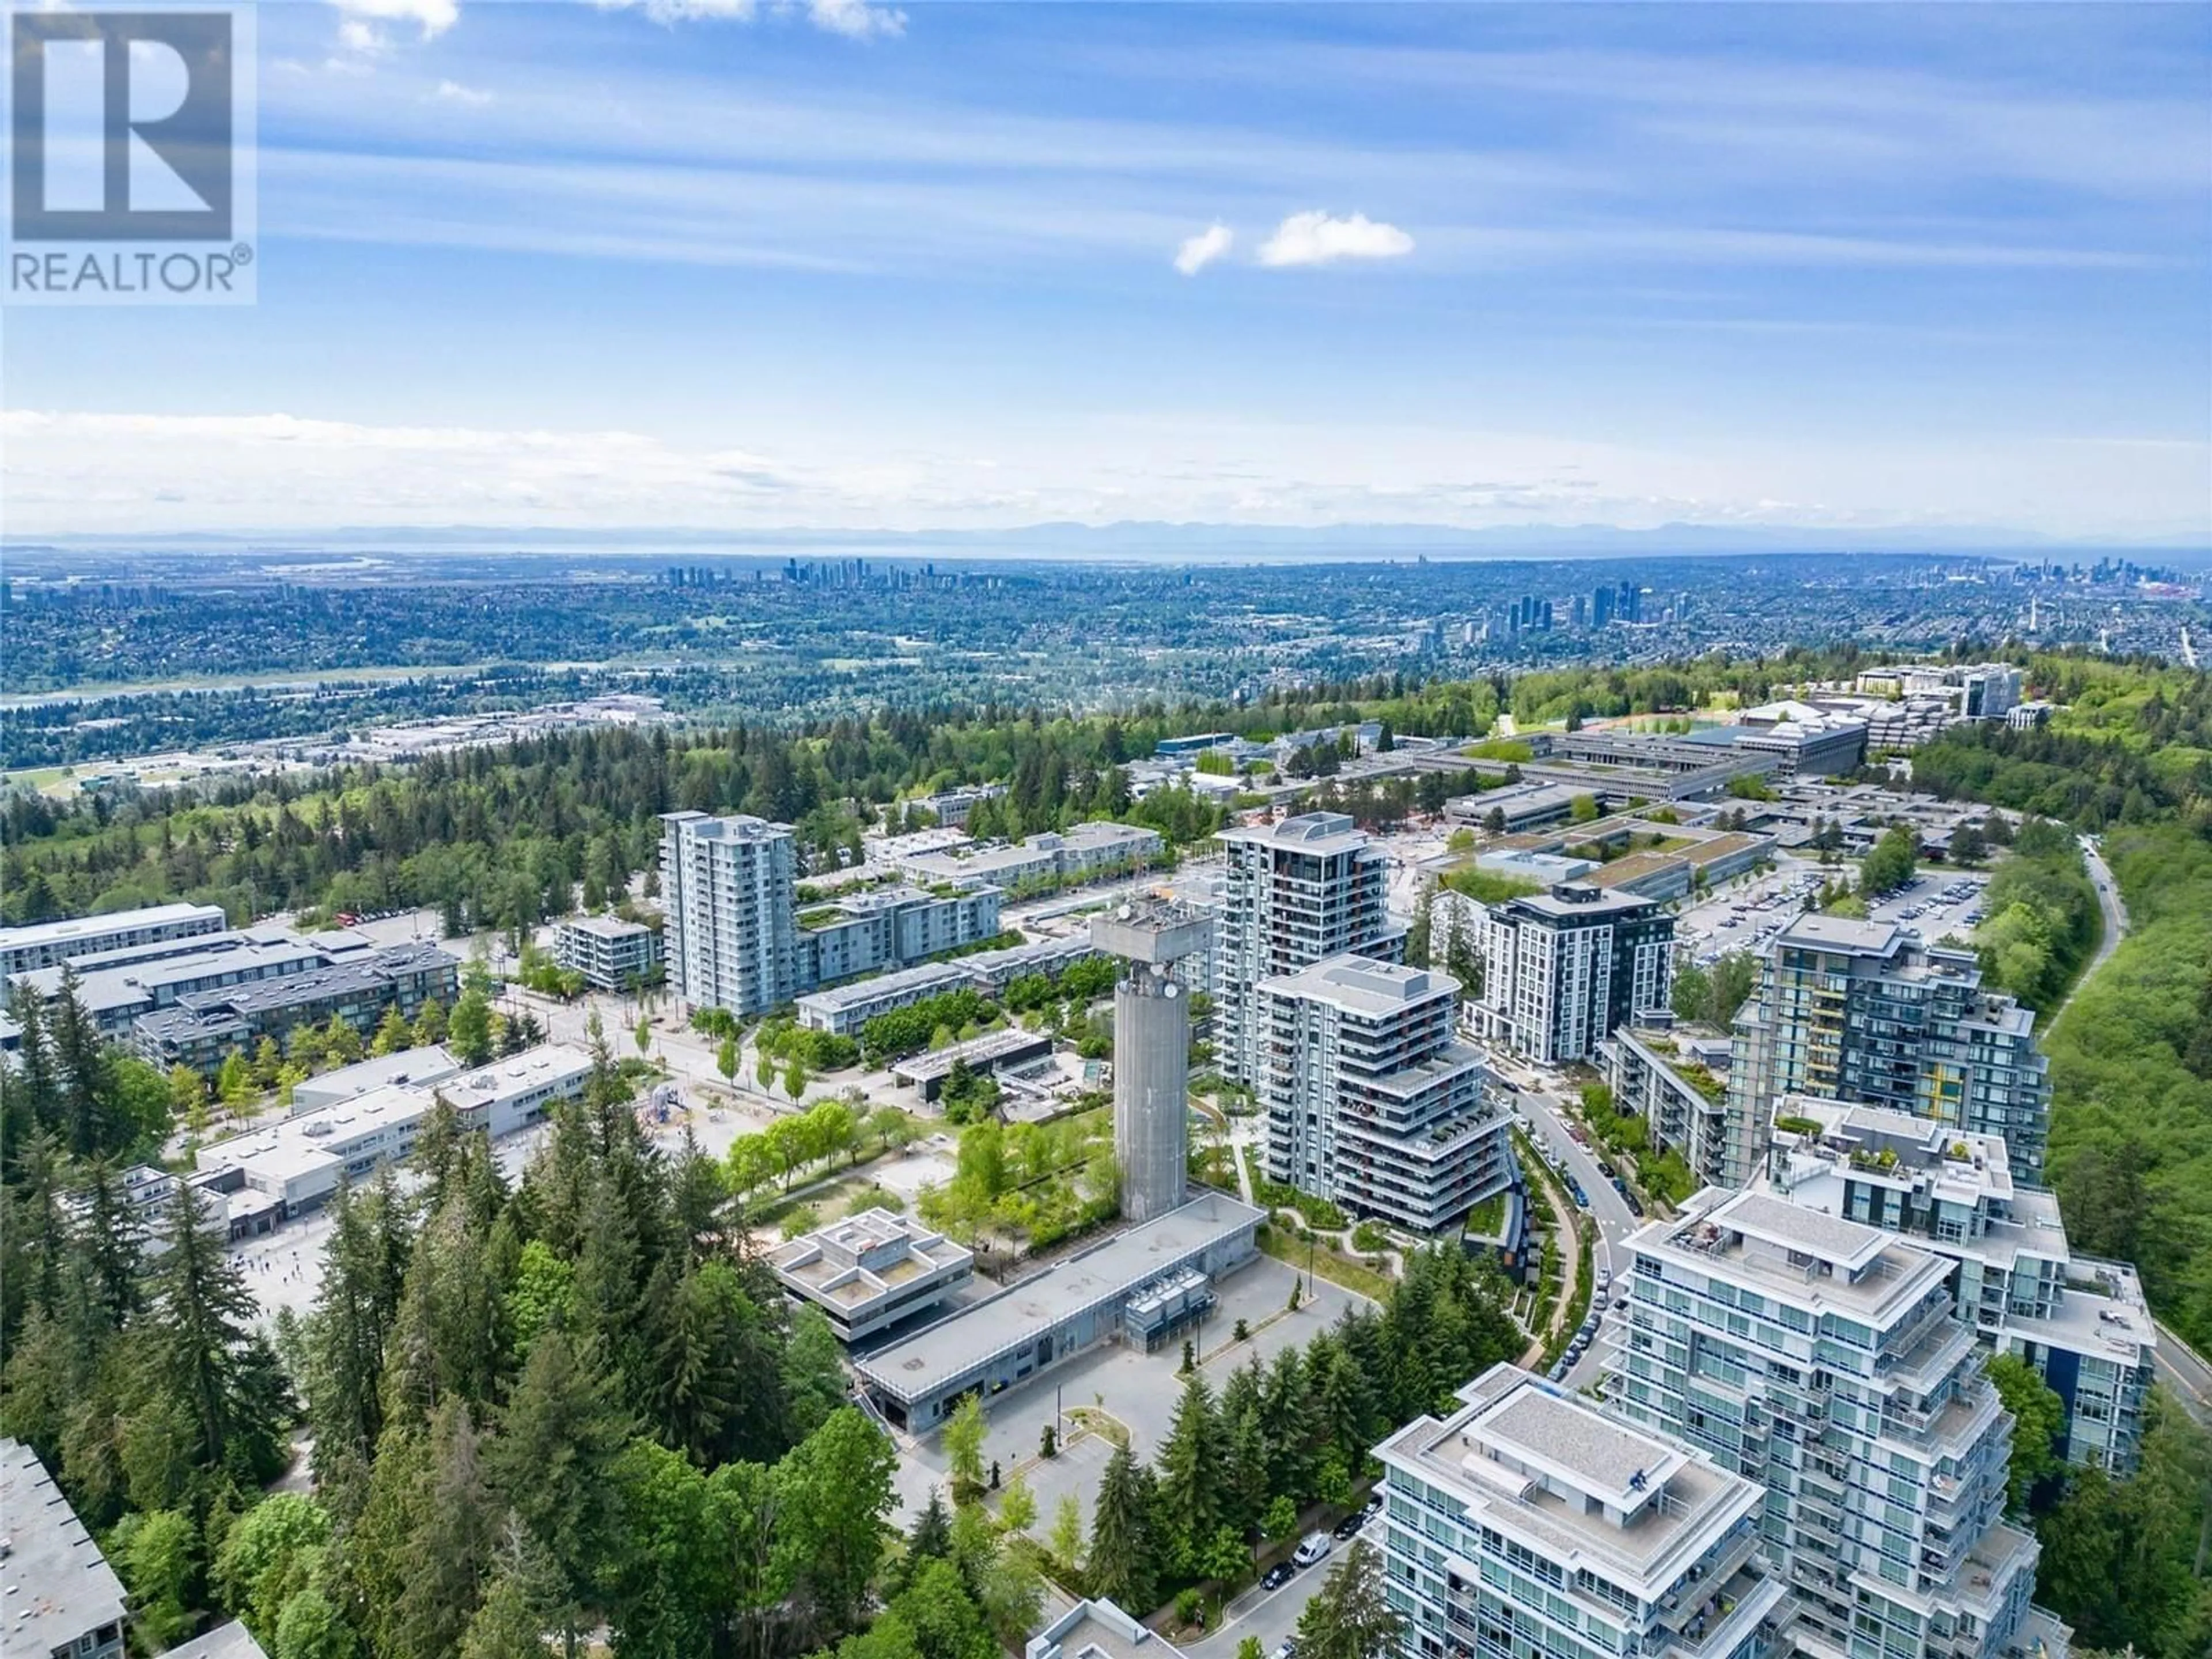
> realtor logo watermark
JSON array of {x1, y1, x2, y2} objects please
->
[{"x1": 6, "y1": 4, "x2": 256, "y2": 304}]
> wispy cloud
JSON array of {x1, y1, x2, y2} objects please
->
[
  {"x1": 1257, "y1": 211, "x2": 1414, "y2": 267},
  {"x1": 1174, "y1": 224, "x2": 1233, "y2": 275},
  {"x1": 593, "y1": 0, "x2": 906, "y2": 39},
  {"x1": 330, "y1": 0, "x2": 457, "y2": 44},
  {"x1": 433, "y1": 79, "x2": 493, "y2": 107}
]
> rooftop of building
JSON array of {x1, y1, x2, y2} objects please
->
[
  {"x1": 1026, "y1": 1593, "x2": 1187, "y2": 1659},
  {"x1": 1639, "y1": 1188, "x2": 1954, "y2": 1322},
  {"x1": 293, "y1": 1043, "x2": 464, "y2": 1104},
  {"x1": 1379, "y1": 1364, "x2": 1761, "y2": 1596},
  {"x1": 150, "y1": 939, "x2": 454, "y2": 1025},
  {"x1": 2007, "y1": 1257, "x2": 2158, "y2": 1367},
  {"x1": 771, "y1": 1208, "x2": 974, "y2": 1305},
  {"x1": 1262, "y1": 952, "x2": 1453, "y2": 1017},
  {"x1": 892, "y1": 1027, "x2": 1056, "y2": 1084},
  {"x1": 854, "y1": 1191, "x2": 1263, "y2": 1401},
  {"x1": 0, "y1": 900, "x2": 225, "y2": 955},
  {"x1": 439, "y1": 1043, "x2": 595, "y2": 1107},
  {"x1": 1508, "y1": 882, "x2": 1664, "y2": 921},
  {"x1": 162, "y1": 1623, "x2": 271, "y2": 1659},
  {"x1": 956, "y1": 935, "x2": 1099, "y2": 975},
  {"x1": 796, "y1": 960, "x2": 972, "y2": 1014},
  {"x1": 662, "y1": 810, "x2": 792, "y2": 843},
  {"x1": 0, "y1": 1435, "x2": 130, "y2": 1649},
  {"x1": 1770, "y1": 1099, "x2": 2017, "y2": 1203},
  {"x1": 16, "y1": 933, "x2": 331, "y2": 1014},
  {"x1": 558, "y1": 912, "x2": 658, "y2": 940},
  {"x1": 1221, "y1": 811, "x2": 1373, "y2": 855}
]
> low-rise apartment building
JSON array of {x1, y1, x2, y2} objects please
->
[{"x1": 552, "y1": 912, "x2": 665, "y2": 991}]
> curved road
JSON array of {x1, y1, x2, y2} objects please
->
[{"x1": 2062, "y1": 835, "x2": 2129, "y2": 1018}]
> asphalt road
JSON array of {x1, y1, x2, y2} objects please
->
[
  {"x1": 1487, "y1": 1058, "x2": 1641, "y2": 1388},
  {"x1": 2067, "y1": 835, "x2": 2128, "y2": 1010}
]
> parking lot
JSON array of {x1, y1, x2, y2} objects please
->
[
  {"x1": 891, "y1": 1253, "x2": 1371, "y2": 1526},
  {"x1": 1675, "y1": 857, "x2": 1990, "y2": 968}
]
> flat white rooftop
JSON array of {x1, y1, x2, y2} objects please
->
[{"x1": 855, "y1": 1191, "x2": 1261, "y2": 1402}]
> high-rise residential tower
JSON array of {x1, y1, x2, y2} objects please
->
[
  {"x1": 1376, "y1": 1363, "x2": 1791, "y2": 1659},
  {"x1": 1610, "y1": 1189, "x2": 2070, "y2": 1659},
  {"x1": 1729, "y1": 917, "x2": 2052, "y2": 1183},
  {"x1": 660, "y1": 810, "x2": 801, "y2": 1017},
  {"x1": 1762, "y1": 1100, "x2": 2155, "y2": 1475},
  {"x1": 1216, "y1": 813, "x2": 1398, "y2": 1088},
  {"x1": 1256, "y1": 955, "x2": 1509, "y2": 1232},
  {"x1": 1464, "y1": 884, "x2": 1674, "y2": 1063}
]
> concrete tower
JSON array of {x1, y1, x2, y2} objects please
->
[{"x1": 1092, "y1": 902, "x2": 1212, "y2": 1224}]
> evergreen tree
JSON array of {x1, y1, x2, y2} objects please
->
[
  {"x1": 140, "y1": 1181, "x2": 290, "y2": 1486},
  {"x1": 1153, "y1": 1370, "x2": 1224, "y2": 1574},
  {"x1": 485, "y1": 1328, "x2": 634, "y2": 1640},
  {"x1": 1087, "y1": 1442, "x2": 1155, "y2": 1613},
  {"x1": 1294, "y1": 1539, "x2": 1404, "y2": 1659}
]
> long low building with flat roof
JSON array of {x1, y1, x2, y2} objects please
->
[
  {"x1": 0, "y1": 900, "x2": 228, "y2": 978},
  {"x1": 795, "y1": 960, "x2": 972, "y2": 1036},
  {"x1": 892, "y1": 1027, "x2": 1056, "y2": 1100},
  {"x1": 192, "y1": 1043, "x2": 591, "y2": 1218},
  {"x1": 853, "y1": 1191, "x2": 1262, "y2": 1431}
]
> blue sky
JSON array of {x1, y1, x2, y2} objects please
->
[{"x1": 6, "y1": 1, "x2": 2209, "y2": 539}]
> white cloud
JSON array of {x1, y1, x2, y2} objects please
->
[
  {"x1": 1256, "y1": 210, "x2": 1413, "y2": 267},
  {"x1": 331, "y1": 0, "x2": 457, "y2": 41},
  {"x1": 434, "y1": 79, "x2": 494, "y2": 106},
  {"x1": 595, "y1": 0, "x2": 904, "y2": 36},
  {"x1": 807, "y1": 0, "x2": 905, "y2": 40},
  {"x1": 5, "y1": 408, "x2": 2206, "y2": 540},
  {"x1": 1173, "y1": 223, "x2": 1233, "y2": 275},
  {"x1": 335, "y1": 17, "x2": 387, "y2": 55}
]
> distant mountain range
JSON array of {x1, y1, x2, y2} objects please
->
[{"x1": 12, "y1": 519, "x2": 2210, "y2": 563}]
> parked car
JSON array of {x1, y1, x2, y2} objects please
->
[
  {"x1": 1262, "y1": 1562, "x2": 1296, "y2": 1592},
  {"x1": 1548, "y1": 1359, "x2": 1568, "y2": 1381},
  {"x1": 1271, "y1": 1641, "x2": 1299, "y2": 1659},
  {"x1": 1333, "y1": 1512, "x2": 1366, "y2": 1540},
  {"x1": 1363, "y1": 1494, "x2": 1384, "y2": 1517},
  {"x1": 1293, "y1": 1532, "x2": 1334, "y2": 1569}
]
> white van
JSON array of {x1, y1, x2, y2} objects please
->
[{"x1": 1293, "y1": 1531, "x2": 1334, "y2": 1569}]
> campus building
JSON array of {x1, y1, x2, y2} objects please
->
[
  {"x1": 795, "y1": 960, "x2": 971, "y2": 1037},
  {"x1": 853, "y1": 1190, "x2": 1262, "y2": 1430},
  {"x1": 1376, "y1": 1364, "x2": 1790, "y2": 1659},
  {"x1": 1462, "y1": 884, "x2": 1673, "y2": 1064},
  {"x1": 0, "y1": 899, "x2": 226, "y2": 978},
  {"x1": 895, "y1": 822, "x2": 1163, "y2": 892},
  {"x1": 1728, "y1": 918, "x2": 2053, "y2": 1183},
  {"x1": 552, "y1": 912, "x2": 665, "y2": 991},
  {"x1": 129, "y1": 940, "x2": 459, "y2": 1073},
  {"x1": 661, "y1": 811, "x2": 802, "y2": 1017},
  {"x1": 770, "y1": 1208, "x2": 976, "y2": 1344},
  {"x1": 1611, "y1": 1190, "x2": 2070, "y2": 1659},
  {"x1": 1217, "y1": 813, "x2": 1400, "y2": 1088},
  {"x1": 1, "y1": 1436, "x2": 128, "y2": 1659},
  {"x1": 1257, "y1": 956, "x2": 1510, "y2": 1233},
  {"x1": 193, "y1": 1044, "x2": 593, "y2": 1219},
  {"x1": 1763, "y1": 1100, "x2": 2155, "y2": 1475}
]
